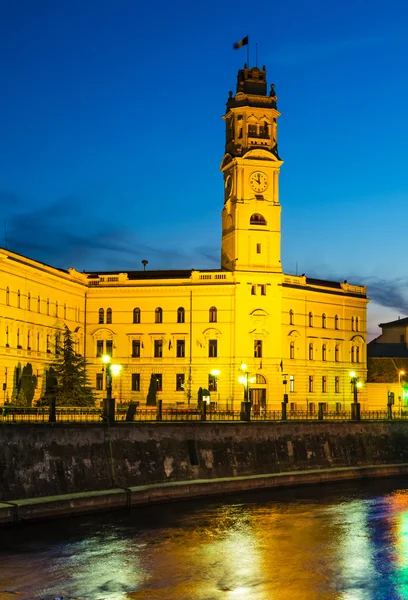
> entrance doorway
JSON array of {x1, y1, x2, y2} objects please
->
[{"x1": 249, "y1": 388, "x2": 266, "y2": 412}]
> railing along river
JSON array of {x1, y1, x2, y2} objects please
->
[{"x1": 0, "y1": 406, "x2": 401, "y2": 423}]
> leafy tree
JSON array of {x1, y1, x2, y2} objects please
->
[
  {"x1": 146, "y1": 374, "x2": 157, "y2": 406},
  {"x1": 50, "y1": 327, "x2": 96, "y2": 406},
  {"x1": 15, "y1": 363, "x2": 37, "y2": 407}
]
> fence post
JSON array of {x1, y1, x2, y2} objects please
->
[
  {"x1": 281, "y1": 402, "x2": 287, "y2": 421},
  {"x1": 49, "y1": 397, "x2": 56, "y2": 423},
  {"x1": 351, "y1": 402, "x2": 361, "y2": 421},
  {"x1": 240, "y1": 401, "x2": 251, "y2": 421},
  {"x1": 156, "y1": 399, "x2": 162, "y2": 422},
  {"x1": 201, "y1": 401, "x2": 207, "y2": 421}
]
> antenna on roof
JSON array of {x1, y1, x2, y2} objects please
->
[{"x1": 142, "y1": 260, "x2": 148, "y2": 271}]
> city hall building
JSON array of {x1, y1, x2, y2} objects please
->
[{"x1": 0, "y1": 65, "x2": 368, "y2": 410}]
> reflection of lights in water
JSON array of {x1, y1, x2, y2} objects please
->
[
  {"x1": 327, "y1": 500, "x2": 376, "y2": 600},
  {"x1": 385, "y1": 490, "x2": 408, "y2": 598}
]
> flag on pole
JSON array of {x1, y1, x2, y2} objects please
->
[{"x1": 233, "y1": 35, "x2": 248, "y2": 50}]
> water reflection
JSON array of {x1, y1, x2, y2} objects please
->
[{"x1": 3, "y1": 479, "x2": 408, "y2": 599}]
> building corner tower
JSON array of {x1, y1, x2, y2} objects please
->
[{"x1": 220, "y1": 65, "x2": 283, "y2": 273}]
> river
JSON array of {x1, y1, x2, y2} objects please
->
[{"x1": 2, "y1": 477, "x2": 408, "y2": 600}]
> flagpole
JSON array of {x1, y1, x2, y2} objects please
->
[{"x1": 247, "y1": 40, "x2": 250, "y2": 66}]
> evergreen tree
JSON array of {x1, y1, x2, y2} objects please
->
[
  {"x1": 146, "y1": 374, "x2": 157, "y2": 406},
  {"x1": 51, "y1": 327, "x2": 96, "y2": 406},
  {"x1": 15, "y1": 363, "x2": 37, "y2": 407}
]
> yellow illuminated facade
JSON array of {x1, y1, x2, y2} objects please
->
[{"x1": 0, "y1": 65, "x2": 369, "y2": 410}]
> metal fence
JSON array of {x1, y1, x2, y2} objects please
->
[{"x1": 0, "y1": 406, "x2": 405, "y2": 424}]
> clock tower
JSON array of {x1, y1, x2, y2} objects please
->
[{"x1": 220, "y1": 65, "x2": 283, "y2": 272}]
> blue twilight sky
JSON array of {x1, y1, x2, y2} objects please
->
[{"x1": 1, "y1": 0, "x2": 408, "y2": 339}]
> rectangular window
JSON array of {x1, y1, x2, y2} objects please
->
[
  {"x1": 131, "y1": 373, "x2": 140, "y2": 391},
  {"x1": 106, "y1": 340, "x2": 113, "y2": 357},
  {"x1": 256, "y1": 243, "x2": 261, "y2": 254},
  {"x1": 176, "y1": 373, "x2": 185, "y2": 391},
  {"x1": 251, "y1": 285, "x2": 256, "y2": 295},
  {"x1": 248, "y1": 124, "x2": 257, "y2": 136},
  {"x1": 322, "y1": 344, "x2": 326, "y2": 361},
  {"x1": 209, "y1": 339, "x2": 217, "y2": 358},
  {"x1": 254, "y1": 339, "x2": 262, "y2": 358},
  {"x1": 260, "y1": 284, "x2": 266, "y2": 295},
  {"x1": 308, "y1": 376, "x2": 314, "y2": 393},
  {"x1": 290, "y1": 341, "x2": 295, "y2": 359},
  {"x1": 335, "y1": 345, "x2": 339, "y2": 362},
  {"x1": 401, "y1": 334, "x2": 405, "y2": 343},
  {"x1": 309, "y1": 343, "x2": 313, "y2": 360},
  {"x1": 155, "y1": 374, "x2": 162, "y2": 391},
  {"x1": 154, "y1": 340, "x2": 163, "y2": 358},
  {"x1": 176, "y1": 339, "x2": 185, "y2": 358},
  {"x1": 335, "y1": 402, "x2": 342, "y2": 412},
  {"x1": 322, "y1": 376, "x2": 327, "y2": 393},
  {"x1": 309, "y1": 402, "x2": 316, "y2": 413},
  {"x1": 290, "y1": 402, "x2": 297, "y2": 411},
  {"x1": 132, "y1": 340, "x2": 140, "y2": 358},
  {"x1": 96, "y1": 373, "x2": 103, "y2": 390},
  {"x1": 208, "y1": 374, "x2": 218, "y2": 392},
  {"x1": 289, "y1": 375, "x2": 294, "y2": 392},
  {"x1": 335, "y1": 376, "x2": 340, "y2": 393},
  {"x1": 96, "y1": 340, "x2": 103, "y2": 357}
]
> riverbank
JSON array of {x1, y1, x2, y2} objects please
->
[
  {"x1": 3, "y1": 420, "x2": 408, "y2": 525},
  {"x1": 2, "y1": 462, "x2": 408, "y2": 525}
]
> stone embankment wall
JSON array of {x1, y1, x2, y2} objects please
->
[{"x1": 2, "y1": 421, "x2": 408, "y2": 502}]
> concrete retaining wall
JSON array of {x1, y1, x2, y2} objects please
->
[{"x1": 2, "y1": 421, "x2": 408, "y2": 504}]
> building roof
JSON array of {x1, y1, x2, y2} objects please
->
[
  {"x1": 87, "y1": 269, "x2": 194, "y2": 281},
  {"x1": 379, "y1": 316, "x2": 408, "y2": 328},
  {"x1": 367, "y1": 340, "x2": 408, "y2": 358}
]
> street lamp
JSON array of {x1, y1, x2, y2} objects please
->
[
  {"x1": 398, "y1": 370, "x2": 405, "y2": 417},
  {"x1": 238, "y1": 364, "x2": 255, "y2": 402},
  {"x1": 102, "y1": 354, "x2": 122, "y2": 423}
]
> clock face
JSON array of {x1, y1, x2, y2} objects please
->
[
  {"x1": 224, "y1": 175, "x2": 233, "y2": 199},
  {"x1": 249, "y1": 171, "x2": 268, "y2": 193}
]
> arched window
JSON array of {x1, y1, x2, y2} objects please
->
[
  {"x1": 209, "y1": 306, "x2": 217, "y2": 323},
  {"x1": 356, "y1": 347, "x2": 360, "y2": 363},
  {"x1": 309, "y1": 343, "x2": 313, "y2": 360},
  {"x1": 256, "y1": 374, "x2": 267, "y2": 384},
  {"x1": 322, "y1": 314, "x2": 326, "y2": 328},
  {"x1": 351, "y1": 346, "x2": 355, "y2": 362},
  {"x1": 27, "y1": 330, "x2": 31, "y2": 350},
  {"x1": 98, "y1": 308, "x2": 104, "y2": 324},
  {"x1": 356, "y1": 317, "x2": 359, "y2": 332},
  {"x1": 250, "y1": 213, "x2": 266, "y2": 225},
  {"x1": 322, "y1": 344, "x2": 327, "y2": 361},
  {"x1": 106, "y1": 308, "x2": 112, "y2": 324},
  {"x1": 309, "y1": 312, "x2": 313, "y2": 327},
  {"x1": 334, "y1": 315, "x2": 339, "y2": 330},
  {"x1": 290, "y1": 341, "x2": 295, "y2": 359},
  {"x1": 289, "y1": 310, "x2": 294, "y2": 325},
  {"x1": 133, "y1": 307, "x2": 141, "y2": 324},
  {"x1": 6, "y1": 287, "x2": 9, "y2": 306},
  {"x1": 27, "y1": 293, "x2": 31, "y2": 311},
  {"x1": 351, "y1": 316, "x2": 355, "y2": 331},
  {"x1": 335, "y1": 344, "x2": 340, "y2": 362},
  {"x1": 17, "y1": 290, "x2": 21, "y2": 308},
  {"x1": 155, "y1": 307, "x2": 163, "y2": 323},
  {"x1": 177, "y1": 307, "x2": 185, "y2": 323}
]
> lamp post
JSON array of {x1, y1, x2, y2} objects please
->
[
  {"x1": 102, "y1": 355, "x2": 122, "y2": 424},
  {"x1": 238, "y1": 364, "x2": 255, "y2": 419},
  {"x1": 350, "y1": 371, "x2": 362, "y2": 420},
  {"x1": 399, "y1": 370, "x2": 405, "y2": 417}
]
